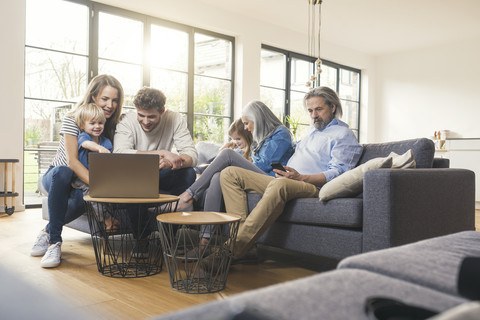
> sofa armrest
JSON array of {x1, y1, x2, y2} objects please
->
[
  {"x1": 433, "y1": 157, "x2": 450, "y2": 168},
  {"x1": 362, "y1": 168, "x2": 475, "y2": 252}
]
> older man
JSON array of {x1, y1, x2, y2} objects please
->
[{"x1": 220, "y1": 86, "x2": 363, "y2": 259}]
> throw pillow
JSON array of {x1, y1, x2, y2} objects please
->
[
  {"x1": 429, "y1": 302, "x2": 480, "y2": 320},
  {"x1": 389, "y1": 149, "x2": 416, "y2": 168},
  {"x1": 319, "y1": 156, "x2": 392, "y2": 201}
]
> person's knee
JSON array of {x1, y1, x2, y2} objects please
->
[
  {"x1": 219, "y1": 148, "x2": 236, "y2": 157},
  {"x1": 220, "y1": 166, "x2": 239, "y2": 183},
  {"x1": 266, "y1": 178, "x2": 290, "y2": 193},
  {"x1": 51, "y1": 166, "x2": 74, "y2": 182}
]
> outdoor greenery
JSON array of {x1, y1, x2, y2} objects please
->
[
  {"x1": 284, "y1": 115, "x2": 301, "y2": 141},
  {"x1": 25, "y1": 125, "x2": 44, "y2": 147},
  {"x1": 193, "y1": 90, "x2": 229, "y2": 144},
  {"x1": 24, "y1": 151, "x2": 38, "y2": 193}
]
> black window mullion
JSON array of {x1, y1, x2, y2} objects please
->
[
  {"x1": 260, "y1": 44, "x2": 361, "y2": 141},
  {"x1": 230, "y1": 40, "x2": 235, "y2": 120},
  {"x1": 187, "y1": 28, "x2": 195, "y2": 136},
  {"x1": 143, "y1": 18, "x2": 151, "y2": 87},
  {"x1": 336, "y1": 67, "x2": 340, "y2": 92},
  {"x1": 89, "y1": 4, "x2": 99, "y2": 81},
  {"x1": 285, "y1": 54, "x2": 292, "y2": 120}
]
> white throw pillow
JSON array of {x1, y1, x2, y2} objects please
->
[
  {"x1": 318, "y1": 157, "x2": 392, "y2": 201},
  {"x1": 429, "y1": 302, "x2": 480, "y2": 320},
  {"x1": 389, "y1": 149, "x2": 416, "y2": 168}
]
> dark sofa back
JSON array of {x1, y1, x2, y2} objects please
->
[{"x1": 357, "y1": 138, "x2": 435, "y2": 168}]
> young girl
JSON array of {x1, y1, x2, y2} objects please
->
[
  {"x1": 31, "y1": 74, "x2": 124, "y2": 269},
  {"x1": 219, "y1": 118, "x2": 253, "y2": 162}
]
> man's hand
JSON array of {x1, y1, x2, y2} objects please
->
[
  {"x1": 273, "y1": 166, "x2": 303, "y2": 181},
  {"x1": 159, "y1": 157, "x2": 172, "y2": 170},
  {"x1": 161, "y1": 151, "x2": 185, "y2": 170},
  {"x1": 274, "y1": 166, "x2": 327, "y2": 187}
]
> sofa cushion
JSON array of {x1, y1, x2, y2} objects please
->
[
  {"x1": 155, "y1": 269, "x2": 466, "y2": 320},
  {"x1": 338, "y1": 231, "x2": 480, "y2": 297},
  {"x1": 196, "y1": 141, "x2": 221, "y2": 165},
  {"x1": 319, "y1": 156, "x2": 392, "y2": 201},
  {"x1": 0, "y1": 265, "x2": 89, "y2": 320},
  {"x1": 430, "y1": 302, "x2": 480, "y2": 320},
  {"x1": 358, "y1": 138, "x2": 434, "y2": 168},
  {"x1": 247, "y1": 193, "x2": 363, "y2": 228}
]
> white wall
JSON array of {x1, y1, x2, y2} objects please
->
[
  {"x1": 0, "y1": 0, "x2": 25, "y2": 212},
  {"x1": 376, "y1": 37, "x2": 480, "y2": 142}
]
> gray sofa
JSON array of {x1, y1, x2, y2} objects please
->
[
  {"x1": 249, "y1": 138, "x2": 475, "y2": 260},
  {"x1": 153, "y1": 231, "x2": 480, "y2": 320},
  {"x1": 41, "y1": 138, "x2": 475, "y2": 261}
]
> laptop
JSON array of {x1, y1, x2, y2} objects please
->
[{"x1": 88, "y1": 153, "x2": 159, "y2": 198}]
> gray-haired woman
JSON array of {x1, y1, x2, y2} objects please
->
[
  {"x1": 177, "y1": 100, "x2": 293, "y2": 211},
  {"x1": 176, "y1": 101, "x2": 294, "y2": 256}
]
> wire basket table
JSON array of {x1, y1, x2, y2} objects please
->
[
  {"x1": 84, "y1": 194, "x2": 179, "y2": 278},
  {"x1": 157, "y1": 211, "x2": 240, "y2": 293}
]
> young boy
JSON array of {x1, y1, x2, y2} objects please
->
[{"x1": 72, "y1": 103, "x2": 117, "y2": 231}]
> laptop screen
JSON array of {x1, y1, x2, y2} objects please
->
[{"x1": 88, "y1": 153, "x2": 159, "y2": 198}]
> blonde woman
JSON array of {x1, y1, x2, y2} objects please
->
[{"x1": 31, "y1": 75, "x2": 124, "y2": 268}]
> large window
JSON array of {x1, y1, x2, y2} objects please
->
[
  {"x1": 24, "y1": 0, "x2": 234, "y2": 206},
  {"x1": 260, "y1": 45, "x2": 360, "y2": 141}
]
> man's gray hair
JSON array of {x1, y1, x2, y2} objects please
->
[{"x1": 303, "y1": 87, "x2": 343, "y2": 119}]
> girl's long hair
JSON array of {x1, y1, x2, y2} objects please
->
[{"x1": 228, "y1": 118, "x2": 253, "y2": 161}]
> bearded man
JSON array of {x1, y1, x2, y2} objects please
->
[{"x1": 219, "y1": 86, "x2": 363, "y2": 261}]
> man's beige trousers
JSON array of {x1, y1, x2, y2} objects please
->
[{"x1": 220, "y1": 167, "x2": 319, "y2": 258}]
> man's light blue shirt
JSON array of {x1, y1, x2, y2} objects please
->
[{"x1": 286, "y1": 118, "x2": 363, "y2": 182}]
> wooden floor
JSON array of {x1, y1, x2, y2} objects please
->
[{"x1": 0, "y1": 209, "x2": 337, "y2": 319}]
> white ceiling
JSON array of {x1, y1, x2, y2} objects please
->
[{"x1": 195, "y1": 0, "x2": 480, "y2": 56}]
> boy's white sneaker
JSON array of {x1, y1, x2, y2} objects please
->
[
  {"x1": 40, "y1": 242, "x2": 62, "y2": 268},
  {"x1": 31, "y1": 229, "x2": 50, "y2": 256}
]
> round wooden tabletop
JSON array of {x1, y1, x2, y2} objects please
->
[
  {"x1": 84, "y1": 194, "x2": 179, "y2": 204},
  {"x1": 157, "y1": 211, "x2": 241, "y2": 225}
]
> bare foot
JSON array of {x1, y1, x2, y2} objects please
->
[
  {"x1": 105, "y1": 216, "x2": 120, "y2": 232},
  {"x1": 177, "y1": 191, "x2": 194, "y2": 210},
  {"x1": 199, "y1": 237, "x2": 209, "y2": 249}
]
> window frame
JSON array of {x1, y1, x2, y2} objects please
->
[
  {"x1": 23, "y1": 0, "x2": 235, "y2": 207},
  {"x1": 261, "y1": 44, "x2": 361, "y2": 139},
  {"x1": 90, "y1": 2, "x2": 235, "y2": 134}
]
